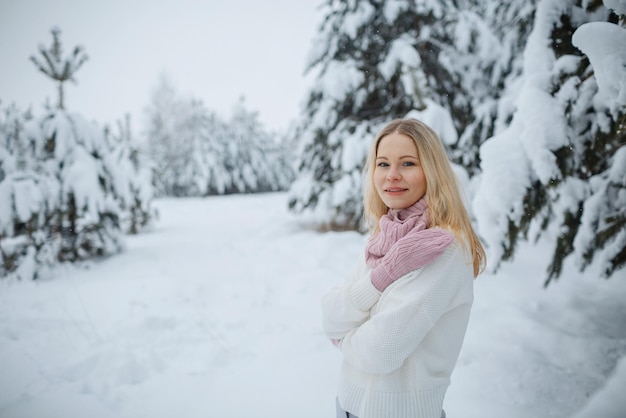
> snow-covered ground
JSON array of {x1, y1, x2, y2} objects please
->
[{"x1": 1, "y1": 193, "x2": 624, "y2": 418}]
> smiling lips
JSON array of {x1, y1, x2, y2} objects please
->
[{"x1": 385, "y1": 188, "x2": 408, "y2": 195}]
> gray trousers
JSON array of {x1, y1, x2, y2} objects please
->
[{"x1": 335, "y1": 398, "x2": 447, "y2": 418}]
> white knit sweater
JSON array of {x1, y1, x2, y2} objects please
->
[{"x1": 322, "y1": 241, "x2": 474, "y2": 418}]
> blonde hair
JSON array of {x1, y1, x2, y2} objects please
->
[{"x1": 363, "y1": 118, "x2": 486, "y2": 277}]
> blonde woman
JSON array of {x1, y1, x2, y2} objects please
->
[{"x1": 322, "y1": 118, "x2": 486, "y2": 418}]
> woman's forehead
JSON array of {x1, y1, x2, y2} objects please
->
[{"x1": 377, "y1": 133, "x2": 419, "y2": 156}]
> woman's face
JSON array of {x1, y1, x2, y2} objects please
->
[{"x1": 374, "y1": 132, "x2": 427, "y2": 210}]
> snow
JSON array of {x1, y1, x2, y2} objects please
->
[
  {"x1": 473, "y1": 129, "x2": 530, "y2": 267},
  {"x1": 317, "y1": 60, "x2": 364, "y2": 102},
  {"x1": 339, "y1": 126, "x2": 369, "y2": 172},
  {"x1": 331, "y1": 174, "x2": 355, "y2": 207},
  {"x1": 12, "y1": 177, "x2": 42, "y2": 223},
  {"x1": 63, "y1": 147, "x2": 106, "y2": 223},
  {"x1": 383, "y1": 0, "x2": 408, "y2": 23},
  {"x1": 572, "y1": 21, "x2": 626, "y2": 114},
  {"x1": 571, "y1": 146, "x2": 626, "y2": 274},
  {"x1": 516, "y1": 86, "x2": 568, "y2": 182},
  {"x1": 571, "y1": 355, "x2": 626, "y2": 418},
  {"x1": 406, "y1": 100, "x2": 459, "y2": 146},
  {"x1": 378, "y1": 35, "x2": 421, "y2": 81},
  {"x1": 1, "y1": 192, "x2": 624, "y2": 418},
  {"x1": 0, "y1": 182, "x2": 12, "y2": 233},
  {"x1": 604, "y1": 0, "x2": 626, "y2": 15},
  {"x1": 341, "y1": 1, "x2": 375, "y2": 39}
]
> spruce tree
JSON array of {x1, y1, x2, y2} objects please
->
[
  {"x1": 0, "y1": 29, "x2": 154, "y2": 280},
  {"x1": 289, "y1": 0, "x2": 624, "y2": 281},
  {"x1": 227, "y1": 98, "x2": 294, "y2": 194},
  {"x1": 472, "y1": 0, "x2": 625, "y2": 282},
  {"x1": 547, "y1": 2, "x2": 625, "y2": 281},
  {"x1": 144, "y1": 75, "x2": 192, "y2": 196},
  {"x1": 287, "y1": 0, "x2": 521, "y2": 229},
  {"x1": 0, "y1": 103, "x2": 47, "y2": 279},
  {"x1": 106, "y1": 115, "x2": 155, "y2": 234}
]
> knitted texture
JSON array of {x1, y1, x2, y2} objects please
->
[
  {"x1": 366, "y1": 197, "x2": 454, "y2": 292},
  {"x1": 321, "y1": 243, "x2": 475, "y2": 418}
]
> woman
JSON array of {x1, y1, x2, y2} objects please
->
[{"x1": 322, "y1": 118, "x2": 486, "y2": 418}]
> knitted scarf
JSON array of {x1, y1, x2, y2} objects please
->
[{"x1": 365, "y1": 197, "x2": 454, "y2": 291}]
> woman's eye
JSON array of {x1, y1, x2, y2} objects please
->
[
  {"x1": 377, "y1": 162, "x2": 389, "y2": 167},
  {"x1": 402, "y1": 161, "x2": 416, "y2": 166}
]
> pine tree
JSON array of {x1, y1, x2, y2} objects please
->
[
  {"x1": 227, "y1": 98, "x2": 294, "y2": 194},
  {"x1": 31, "y1": 110, "x2": 125, "y2": 263},
  {"x1": 546, "y1": 1, "x2": 626, "y2": 281},
  {"x1": 106, "y1": 115, "x2": 156, "y2": 234},
  {"x1": 144, "y1": 75, "x2": 192, "y2": 196},
  {"x1": 288, "y1": 0, "x2": 623, "y2": 280},
  {"x1": 453, "y1": 1, "x2": 537, "y2": 172},
  {"x1": 0, "y1": 103, "x2": 48, "y2": 279},
  {"x1": 29, "y1": 27, "x2": 88, "y2": 110},
  {"x1": 0, "y1": 28, "x2": 156, "y2": 280},
  {"x1": 472, "y1": 0, "x2": 625, "y2": 282},
  {"x1": 287, "y1": 0, "x2": 523, "y2": 229}
]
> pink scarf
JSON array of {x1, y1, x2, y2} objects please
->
[{"x1": 365, "y1": 197, "x2": 454, "y2": 292}]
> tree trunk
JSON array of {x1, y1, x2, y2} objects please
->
[{"x1": 58, "y1": 81, "x2": 64, "y2": 110}]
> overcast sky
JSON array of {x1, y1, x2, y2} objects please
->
[{"x1": 0, "y1": 0, "x2": 322, "y2": 132}]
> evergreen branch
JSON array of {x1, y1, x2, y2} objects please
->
[
  {"x1": 29, "y1": 56, "x2": 55, "y2": 79},
  {"x1": 38, "y1": 47, "x2": 61, "y2": 79},
  {"x1": 57, "y1": 60, "x2": 68, "y2": 81}
]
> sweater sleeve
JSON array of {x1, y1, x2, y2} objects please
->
[
  {"x1": 340, "y1": 243, "x2": 474, "y2": 375},
  {"x1": 321, "y1": 259, "x2": 381, "y2": 340}
]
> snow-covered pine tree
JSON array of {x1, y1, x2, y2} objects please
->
[
  {"x1": 106, "y1": 115, "x2": 156, "y2": 234},
  {"x1": 289, "y1": 0, "x2": 424, "y2": 230},
  {"x1": 453, "y1": 1, "x2": 538, "y2": 173},
  {"x1": 473, "y1": 0, "x2": 625, "y2": 283},
  {"x1": 0, "y1": 103, "x2": 126, "y2": 278},
  {"x1": 28, "y1": 28, "x2": 125, "y2": 264},
  {"x1": 144, "y1": 75, "x2": 200, "y2": 196},
  {"x1": 227, "y1": 98, "x2": 294, "y2": 194},
  {"x1": 288, "y1": 0, "x2": 518, "y2": 230},
  {"x1": 28, "y1": 110, "x2": 125, "y2": 263},
  {"x1": 0, "y1": 103, "x2": 53, "y2": 280},
  {"x1": 195, "y1": 109, "x2": 232, "y2": 195},
  {"x1": 0, "y1": 28, "x2": 152, "y2": 280}
]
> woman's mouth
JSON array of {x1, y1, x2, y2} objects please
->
[{"x1": 385, "y1": 188, "x2": 408, "y2": 195}]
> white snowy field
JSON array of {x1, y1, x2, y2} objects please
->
[{"x1": 0, "y1": 192, "x2": 625, "y2": 418}]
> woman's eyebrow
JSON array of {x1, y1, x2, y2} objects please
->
[{"x1": 376, "y1": 155, "x2": 418, "y2": 160}]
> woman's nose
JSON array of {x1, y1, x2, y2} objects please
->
[{"x1": 387, "y1": 166, "x2": 401, "y2": 180}]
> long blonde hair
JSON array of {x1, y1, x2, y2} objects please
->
[{"x1": 363, "y1": 118, "x2": 486, "y2": 277}]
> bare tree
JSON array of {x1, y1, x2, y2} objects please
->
[{"x1": 30, "y1": 27, "x2": 88, "y2": 110}]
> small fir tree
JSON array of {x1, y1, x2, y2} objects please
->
[
  {"x1": 106, "y1": 115, "x2": 156, "y2": 234},
  {"x1": 1, "y1": 29, "x2": 155, "y2": 280}
]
